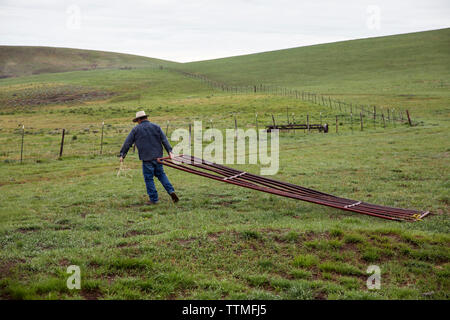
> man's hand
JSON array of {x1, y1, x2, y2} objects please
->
[
  {"x1": 169, "y1": 152, "x2": 174, "y2": 160},
  {"x1": 119, "y1": 156, "x2": 124, "y2": 163}
]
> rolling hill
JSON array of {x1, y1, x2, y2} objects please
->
[
  {"x1": 181, "y1": 28, "x2": 450, "y2": 91},
  {"x1": 0, "y1": 46, "x2": 177, "y2": 78}
]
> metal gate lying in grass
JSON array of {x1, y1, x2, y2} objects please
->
[{"x1": 158, "y1": 155, "x2": 430, "y2": 222}]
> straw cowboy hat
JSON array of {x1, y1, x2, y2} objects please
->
[{"x1": 133, "y1": 110, "x2": 147, "y2": 122}]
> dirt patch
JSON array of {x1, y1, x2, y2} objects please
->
[
  {"x1": 0, "y1": 260, "x2": 18, "y2": 277},
  {"x1": 58, "y1": 259, "x2": 70, "y2": 266},
  {"x1": 207, "y1": 231, "x2": 226, "y2": 242},
  {"x1": 16, "y1": 226, "x2": 40, "y2": 233},
  {"x1": 1, "y1": 87, "x2": 115, "y2": 108},
  {"x1": 80, "y1": 289, "x2": 103, "y2": 300},
  {"x1": 123, "y1": 230, "x2": 146, "y2": 237},
  {"x1": 117, "y1": 242, "x2": 138, "y2": 248}
]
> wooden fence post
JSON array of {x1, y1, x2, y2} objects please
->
[
  {"x1": 165, "y1": 120, "x2": 170, "y2": 136},
  {"x1": 406, "y1": 110, "x2": 412, "y2": 126},
  {"x1": 59, "y1": 128, "x2": 66, "y2": 158},
  {"x1": 272, "y1": 114, "x2": 276, "y2": 127},
  {"x1": 234, "y1": 114, "x2": 238, "y2": 140},
  {"x1": 20, "y1": 124, "x2": 24, "y2": 163},
  {"x1": 255, "y1": 113, "x2": 259, "y2": 139},
  {"x1": 350, "y1": 113, "x2": 353, "y2": 133},
  {"x1": 286, "y1": 107, "x2": 289, "y2": 124},
  {"x1": 335, "y1": 115, "x2": 338, "y2": 133},
  {"x1": 100, "y1": 121, "x2": 104, "y2": 155},
  {"x1": 307, "y1": 114, "x2": 310, "y2": 133},
  {"x1": 188, "y1": 123, "x2": 192, "y2": 148},
  {"x1": 382, "y1": 113, "x2": 386, "y2": 128},
  {"x1": 360, "y1": 112, "x2": 363, "y2": 131},
  {"x1": 373, "y1": 106, "x2": 376, "y2": 128}
]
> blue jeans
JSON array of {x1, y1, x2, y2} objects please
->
[{"x1": 142, "y1": 160, "x2": 175, "y2": 203}]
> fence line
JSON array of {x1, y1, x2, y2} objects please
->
[
  {"x1": 161, "y1": 65, "x2": 414, "y2": 126},
  {"x1": 0, "y1": 65, "x2": 416, "y2": 164},
  {"x1": 1, "y1": 108, "x2": 401, "y2": 165}
]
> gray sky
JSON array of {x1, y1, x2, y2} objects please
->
[{"x1": 0, "y1": 0, "x2": 449, "y2": 62}]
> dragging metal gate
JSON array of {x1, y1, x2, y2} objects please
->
[{"x1": 158, "y1": 155, "x2": 430, "y2": 222}]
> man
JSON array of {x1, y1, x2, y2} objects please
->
[{"x1": 119, "y1": 111, "x2": 179, "y2": 204}]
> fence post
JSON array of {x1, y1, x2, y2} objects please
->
[
  {"x1": 165, "y1": 120, "x2": 170, "y2": 136},
  {"x1": 100, "y1": 121, "x2": 104, "y2": 155},
  {"x1": 286, "y1": 107, "x2": 289, "y2": 124},
  {"x1": 350, "y1": 113, "x2": 353, "y2": 133},
  {"x1": 255, "y1": 113, "x2": 259, "y2": 139},
  {"x1": 406, "y1": 110, "x2": 412, "y2": 126},
  {"x1": 20, "y1": 124, "x2": 24, "y2": 164},
  {"x1": 335, "y1": 115, "x2": 338, "y2": 133},
  {"x1": 292, "y1": 113, "x2": 296, "y2": 135},
  {"x1": 307, "y1": 114, "x2": 310, "y2": 133},
  {"x1": 188, "y1": 123, "x2": 192, "y2": 149},
  {"x1": 360, "y1": 112, "x2": 363, "y2": 131},
  {"x1": 59, "y1": 128, "x2": 66, "y2": 159},
  {"x1": 272, "y1": 114, "x2": 276, "y2": 127},
  {"x1": 382, "y1": 113, "x2": 386, "y2": 128},
  {"x1": 234, "y1": 114, "x2": 238, "y2": 140},
  {"x1": 373, "y1": 106, "x2": 376, "y2": 128}
]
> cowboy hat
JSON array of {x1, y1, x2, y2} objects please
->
[{"x1": 133, "y1": 110, "x2": 147, "y2": 122}]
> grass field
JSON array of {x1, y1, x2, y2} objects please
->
[{"x1": 0, "y1": 29, "x2": 449, "y2": 300}]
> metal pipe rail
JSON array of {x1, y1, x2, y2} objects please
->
[
  {"x1": 266, "y1": 124, "x2": 328, "y2": 133},
  {"x1": 157, "y1": 155, "x2": 430, "y2": 222}
]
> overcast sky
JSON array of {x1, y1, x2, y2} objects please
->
[{"x1": 0, "y1": 0, "x2": 449, "y2": 62}]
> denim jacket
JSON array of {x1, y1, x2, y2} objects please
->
[{"x1": 120, "y1": 120, "x2": 172, "y2": 161}]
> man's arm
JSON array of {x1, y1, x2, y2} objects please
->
[
  {"x1": 159, "y1": 126, "x2": 174, "y2": 158},
  {"x1": 119, "y1": 129, "x2": 136, "y2": 161}
]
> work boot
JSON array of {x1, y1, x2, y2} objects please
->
[
  {"x1": 146, "y1": 200, "x2": 158, "y2": 205},
  {"x1": 170, "y1": 192, "x2": 179, "y2": 203}
]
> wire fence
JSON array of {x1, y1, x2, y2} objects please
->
[
  {"x1": 163, "y1": 66, "x2": 414, "y2": 127},
  {"x1": 0, "y1": 107, "x2": 409, "y2": 165},
  {"x1": 0, "y1": 65, "x2": 415, "y2": 164}
]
